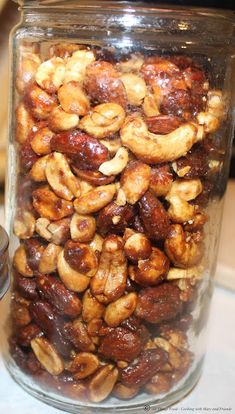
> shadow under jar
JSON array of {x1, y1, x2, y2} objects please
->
[{"x1": 3, "y1": 1, "x2": 235, "y2": 412}]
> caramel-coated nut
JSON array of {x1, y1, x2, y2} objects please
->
[
  {"x1": 48, "y1": 107, "x2": 79, "y2": 132},
  {"x1": 117, "y1": 54, "x2": 144, "y2": 73},
  {"x1": 64, "y1": 240, "x2": 98, "y2": 277},
  {"x1": 70, "y1": 213, "x2": 96, "y2": 243},
  {"x1": 124, "y1": 233, "x2": 152, "y2": 262},
  {"x1": 143, "y1": 93, "x2": 160, "y2": 117},
  {"x1": 64, "y1": 319, "x2": 95, "y2": 352},
  {"x1": 89, "y1": 233, "x2": 104, "y2": 253},
  {"x1": 35, "y1": 217, "x2": 71, "y2": 245},
  {"x1": 167, "y1": 266, "x2": 202, "y2": 281},
  {"x1": 121, "y1": 161, "x2": 151, "y2": 205},
  {"x1": 112, "y1": 383, "x2": 139, "y2": 400},
  {"x1": 68, "y1": 352, "x2": 100, "y2": 380},
  {"x1": 167, "y1": 179, "x2": 203, "y2": 201},
  {"x1": 129, "y1": 247, "x2": 169, "y2": 286},
  {"x1": 79, "y1": 103, "x2": 126, "y2": 139},
  {"x1": 13, "y1": 245, "x2": 33, "y2": 277},
  {"x1": 16, "y1": 52, "x2": 41, "y2": 93},
  {"x1": 11, "y1": 301, "x2": 32, "y2": 327},
  {"x1": 100, "y1": 138, "x2": 122, "y2": 156},
  {"x1": 104, "y1": 293, "x2": 137, "y2": 327},
  {"x1": 82, "y1": 290, "x2": 105, "y2": 323},
  {"x1": 35, "y1": 57, "x2": 65, "y2": 93},
  {"x1": 120, "y1": 74, "x2": 147, "y2": 106},
  {"x1": 145, "y1": 372, "x2": 172, "y2": 395},
  {"x1": 99, "y1": 147, "x2": 129, "y2": 176},
  {"x1": 57, "y1": 250, "x2": 90, "y2": 292},
  {"x1": 30, "y1": 155, "x2": 48, "y2": 182},
  {"x1": 207, "y1": 90, "x2": 226, "y2": 119},
  {"x1": 150, "y1": 165, "x2": 173, "y2": 197},
  {"x1": 45, "y1": 152, "x2": 81, "y2": 200},
  {"x1": 15, "y1": 103, "x2": 35, "y2": 144},
  {"x1": 31, "y1": 337, "x2": 64, "y2": 375},
  {"x1": 38, "y1": 243, "x2": 62, "y2": 274},
  {"x1": 74, "y1": 184, "x2": 116, "y2": 214},
  {"x1": 25, "y1": 84, "x2": 57, "y2": 120},
  {"x1": 33, "y1": 188, "x2": 74, "y2": 220},
  {"x1": 153, "y1": 337, "x2": 182, "y2": 370},
  {"x1": 166, "y1": 195, "x2": 196, "y2": 223},
  {"x1": 88, "y1": 365, "x2": 119, "y2": 403},
  {"x1": 50, "y1": 43, "x2": 83, "y2": 59},
  {"x1": 64, "y1": 49, "x2": 95, "y2": 83},
  {"x1": 13, "y1": 210, "x2": 36, "y2": 240},
  {"x1": 31, "y1": 127, "x2": 54, "y2": 155},
  {"x1": 58, "y1": 81, "x2": 90, "y2": 115},
  {"x1": 197, "y1": 112, "x2": 220, "y2": 133}
]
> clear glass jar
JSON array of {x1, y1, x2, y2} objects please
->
[
  {"x1": 3, "y1": 1, "x2": 235, "y2": 412},
  {"x1": 0, "y1": 226, "x2": 9, "y2": 299}
]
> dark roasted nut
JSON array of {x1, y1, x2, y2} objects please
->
[
  {"x1": 129, "y1": 247, "x2": 169, "y2": 286},
  {"x1": 99, "y1": 327, "x2": 142, "y2": 362},
  {"x1": 173, "y1": 144, "x2": 209, "y2": 179},
  {"x1": 15, "y1": 274, "x2": 38, "y2": 300},
  {"x1": 97, "y1": 202, "x2": 135, "y2": 236},
  {"x1": 145, "y1": 372, "x2": 173, "y2": 394},
  {"x1": 121, "y1": 161, "x2": 151, "y2": 205},
  {"x1": 36, "y1": 274, "x2": 82, "y2": 318},
  {"x1": 24, "y1": 239, "x2": 45, "y2": 272},
  {"x1": 84, "y1": 61, "x2": 127, "y2": 107},
  {"x1": 11, "y1": 300, "x2": 32, "y2": 327},
  {"x1": 58, "y1": 81, "x2": 90, "y2": 116},
  {"x1": 124, "y1": 233, "x2": 152, "y2": 262},
  {"x1": 50, "y1": 43, "x2": 83, "y2": 59},
  {"x1": 25, "y1": 84, "x2": 57, "y2": 120},
  {"x1": 183, "y1": 66, "x2": 206, "y2": 94},
  {"x1": 67, "y1": 352, "x2": 100, "y2": 380},
  {"x1": 50, "y1": 130, "x2": 109, "y2": 170},
  {"x1": 139, "y1": 191, "x2": 171, "y2": 241},
  {"x1": 120, "y1": 348, "x2": 168, "y2": 387},
  {"x1": 87, "y1": 318, "x2": 104, "y2": 338},
  {"x1": 72, "y1": 168, "x2": 115, "y2": 186},
  {"x1": 64, "y1": 240, "x2": 98, "y2": 276},
  {"x1": 17, "y1": 323, "x2": 42, "y2": 347},
  {"x1": 145, "y1": 115, "x2": 182, "y2": 134},
  {"x1": 64, "y1": 319, "x2": 95, "y2": 352},
  {"x1": 33, "y1": 187, "x2": 74, "y2": 221},
  {"x1": 88, "y1": 364, "x2": 119, "y2": 403},
  {"x1": 112, "y1": 383, "x2": 139, "y2": 399},
  {"x1": 160, "y1": 89, "x2": 204, "y2": 120},
  {"x1": 150, "y1": 165, "x2": 173, "y2": 197},
  {"x1": 135, "y1": 284, "x2": 183, "y2": 324}
]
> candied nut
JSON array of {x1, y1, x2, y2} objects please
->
[
  {"x1": 167, "y1": 179, "x2": 203, "y2": 201},
  {"x1": 82, "y1": 290, "x2": 105, "y2": 323},
  {"x1": 145, "y1": 372, "x2": 172, "y2": 394},
  {"x1": 67, "y1": 352, "x2": 100, "y2": 380},
  {"x1": 112, "y1": 383, "x2": 139, "y2": 399},
  {"x1": 207, "y1": 90, "x2": 226, "y2": 119},
  {"x1": 45, "y1": 152, "x2": 81, "y2": 200},
  {"x1": 15, "y1": 103, "x2": 35, "y2": 144},
  {"x1": 124, "y1": 233, "x2": 152, "y2": 262},
  {"x1": 33, "y1": 187, "x2": 74, "y2": 220},
  {"x1": 197, "y1": 111, "x2": 220, "y2": 133},
  {"x1": 48, "y1": 107, "x2": 79, "y2": 132},
  {"x1": 89, "y1": 233, "x2": 104, "y2": 253},
  {"x1": 85, "y1": 61, "x2": 127, "y2": 107},
  {"x1": 64, "y1": 319, "x2": 95, "y2": 352},
  {"x1": 36, "y1": 274, "x2": 82, "y2": 317},
  {"x1": 139, "y1": 191, "x2": 171, "y2": 241},
  {"x1": 72, "y1": 168, "x2": 115, "y2": 186},
  {"x1": 99, "y1": 147, "x2": 128, "y2": 176},
  {"x1": 135, "y1": 284, "x2": 183, "y2": 324},
  {"x1": 30, "y1": 155, "x2": 48, "y2": 182},
  {"x1": 166, "y1": 195, "x2": 196, "y2": 223},
  {"x1": 129, "y1": 247, "x2": 169, "y2": 286},
  {"x1": 70, "y1": 213, "x2": 96, "y2": 242},
  {"x1": 35, "y1": 217, "x2": 71, "y2": 244},
  {"x1": 79, "y1": 103, "x2": 126, "y2": 139},
  {"x1": 88, "y1": 365, "x2": 119, "y2": 403},
  {"x1": 153, "y1": 337, "x2": 182, "y2": 370},
  {"x1": 120, "y1": 349, "x2": 168, "y2": 387},
  {"x1": 50, "y1": 43, "x2": 83, "y2": 59},
  {"x1": 159, "y1": 328, "x2": 188, "y2": 352},
  {"x1": 11, "y1": 301, "x2": 32, "y2": 327},
  {"x1": 90, "y1": 235, "x2": 127, "y2": 304},
  {"x1": 51, "y1": 130, "x2": 109, "y2": 170},
  {"x1": 143, "y1": 93, "x2": 160, "y2": 117},
  {"x1": 35, "y1": 57, "x2": 65, "y2": 93},
  {"x1": 117, "y1": 54, "x2": 144, "y2": 73},
  {"x1": 31, "y1": 127, "x2": 54, "y2": 155},
  {"x1": 57, "y1": 250, "x2": 90, "y2": 292},
  {"x1": 87, "y1": 318, "x2": 103, "y2": 338},
  {"x1": 38, "y1": 243, "x2": 62, "y2": 274},
  {"x1": 15, "y1": 275, "x2": 38, "y2": 300},
  {"x1": 31, "y1": 337, "x2": 64, "y2": 375},
  {"x1": 13, "y1": 245, "x2": 33, "y2": 277},
  {"x1": 13, "y1": 210, "x2": 36, "y2": 240},
  {"x1": 150, "y1": 165, "x2": 173, "y2": 197},
  {"x1": 64, "y1": 240, "x2": 98, "y2": 277},
  {"x1": 64, "y1": 49, "x2": 95, "y2": 83},
  {"x1": 25, "y1": 84, "x2": 57, "y2": 120},
  {"x1": 17, "y1": 323, "x2": 42, "y2": 347},
  {"x1": 121, "y1": 161, "x2": 151, "y2": 205},
  {"x1": 97, "y1": 202, "x2": 135, "y2": 236},
  {"x1": 160, "y1": 89, "x2": 203, "y2": 119},
  {"x1": 104, "y1": 293, "x2": 137, "y2": 327},
  {"x1": 120, "y1": 73, "x2": 147, "y2": 106},
  {"x1": 16, "y1": 52, "x2": 41, "y2": 93},
  {"x1": 120, "y1": 116, "x2": 199, "y2": 164},
  {"x1": 167, "y1": 266, "x2": 203, "y2": 281},
  {"x1": 184, "y1": 212, "x2": 208, "y2": 231},
  {"x1": 172, "y1": 277, "x2": 197, "y2": 302},
  {"x1": 165, "y1": 224, "x2": 203, "y2": 268},
  {"x1": 24, "y1": 239, "x2": 45, "y2": 272},
  {"x1": 20, "y1": 135, "x2": 39, "y2": 171},
  {"x1": 58, "y1": 81, "x2": 90, "y2": 116},
  {"x1": 145, "y1": 115, "x2": 182, "y2": 134},
  {"x1": 100, "y1": 138, "x2": 122, "y2": 155},
  {"x1": 74, "y1": 184, "x2": 117, "y2": 214},
  {"x1": 99, "y1": 327, "x2": 142, "y2": 362}
]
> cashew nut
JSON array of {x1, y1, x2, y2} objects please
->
[
  {"x1": 74, "y1": 184, "x2": 117, "y2": 214},
  {"x1": 13, "y1": 245, "x2": 33, "y2": 277},
  {"x1": 197, "y1": 112, "x2": 220, "y2": 133},
  {"x1": 64, "y1": 49, "x2": 95, "y2": 84},
  {"x1": 58, "y1": 81, "x2": 90, "y2": 116},
  {"x1": 35, "y1": 57, "x2": 65, "y2": 93},
  {"x1": 120, "y1": 116, "x2": 199, "y2": 164},
  {"x1": 120, "y1": 73, "x2": 147, "y2": 106},
  {"x1": 79, "y1": 103, "x2": 126, "y2": 139},
  {"x1": 99, "y1": 147, "x2": 129, "y2": 176},
  {"x1": 100, "y1": 138, "x2": 122, "y2": 155},
  {"x1": 48, "y1": 107, "x2": 79, "y2": 132},
  {"x1": 30, "y1": 155, "x2": 49, "y2": 182},
  {"x1": 31, "y1": 337, "x2": 64, "y2": 375},
  {"x1": 31, "y1": 127, "x2": 54, "y2": 155},
  {"x1": 57, "y1": 250, "x2": 90, "y2": 292},
  {"x1": 104, "y1": 293, "x2": 137, "y2": 327},
  {"x1": 207, "y1": 90, "x2": 226, "y2": 119}
]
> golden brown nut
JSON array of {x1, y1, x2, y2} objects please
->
[
  {"x1": 35, "y1": 217, "x2": 71, "y2": 245},
  {"x1": 50, "y1": 43, "x2": 83, "y2": 59},
  {"x1": 145, "y1": 372, "x2": 172, "y2": 395},
  {"x1": 74, "y1": 184, "x2": 117, "y2": 214},
  {"x1": 48, "y1": 107, "x2": 79, "y2": 132},
  {"x1": 15, "y1": 103, "x2": 35, "y2": 144},
  {"x1": 67, "y1": 352, "x2": 100, "y2": 380},
  {"x1": 45, "y1": 152, "x2": 81, "y2": 200},
  {"x1": 104, "y1": 293, "x2": 137, "y2": 327},
  {"x1": 79, "y1": 103, "x2": 126, "y2": 139},
  {"x1": 124, "y1": 233, "x2": 152, "y2": 262},
  {"x1": 30, "y1": 127, "x2": 54, "y2": 155},
  {"x1": 64, "y1": 240, "x2": 98, "y2": 277},
  {"x1": 70, "y1": 213, "x2": 96, "y2": 243},
  {"x1": 150, "y1": 165, "x2": 173, "y2": 197},
  {"x1": 35, "y1": 57, "x2": 65, "y2": 93},
  {"x1": 167, "y1": 179, "x2": 203, "y2": 201},
  {"x1": 31, "y1": 337, "x2": 64, "y2": 375},
  {"x1": 82, "y1": 290, "x2": 105, "y2": 323},
  {"x1": 89, "y1": 233, "x2": 104, "y2": 254},
  {"x1": 120, "y1": 73, "x2": 147, "y2": 106},
  {"x1": 197, "y1": 112, "x2": 220, "y2": 134},
  {"x1": 167, "y1": 266, "x2": 203, "y2": 281},
  {"x1": 25, "y1": 84, "x2": 57, "y2": 120},
  {"x1": 57, "y1": 250, "x2": 90, "y2": 292},
  {"x1": 88, "y1": 365, "x2": 119, "y2": 403},
  {"x1": 13, "y1": 245, "x2": 33, "y2": 277},
  {"x1": 58, "y1": 81, "x2": 90, "y2": 115},
  {"x1": 90, "y1": 235, "x2": 127, "y2": 304},
  {"x1": 16, "y1": 52, "x2": 41, "y2": 93},
  {"x1": 38, "y1": 243, "x2": 62, "y2": 274},
  {"x1": 143, "y1": 93, "x2": 160, "y2": 117},
  {"x1": 165, "y1": 224, "x2": 203, "y2": 268},
  {"x1": 207, "y1": 90, "x2": 226, "y2": 119},
  {"x1": 64, "y1": 49, "x2": 95, "y2": 83},
  {"x1": 99, "y1": 147, "x2": 129, "y2": 176},
  {"x1": 129, "y1": 247, "x2": 169, "y2": 286},
  {"x1": 13, "y1": 210, "x2": 36, "y2": 240},
  {"x1": 120, "y1": 161, "x2": 151, "y2": 205},
  {"x1": 116, "y1": 54, "x2": 144, "y2": 73},
  {"x1": 64, "y1": 319, "x2": 95, "y2": 352},
  {"x1": 33, "y1": 187, "x2": 74, "y2": 220},
  {"x1": 30, "y1": 155, "x2": 48, "y2": 182},
  {"x1": 112, "y1": 383, "x2": 139, "y2": 399},
  {"x1": 153, "y1": 337, "x2": 183, "y2": 370}
]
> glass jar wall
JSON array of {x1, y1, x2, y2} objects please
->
[{"x1": 3, "y1": 2, "x2": 235, "y2": 412}]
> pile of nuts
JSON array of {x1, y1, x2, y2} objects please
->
[{"x1": 9, "y1": 42, "x2": 226, "y2": 403}]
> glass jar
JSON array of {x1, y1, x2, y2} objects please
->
[
  {"x1": 0, "y1": 226, "x2": 9, "y2": 299},
  {"x1": 3, "y1": 1, "x2": 235, "y2": 412}
]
